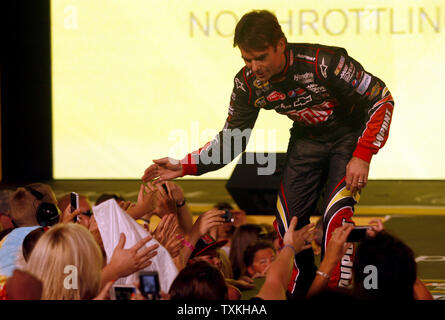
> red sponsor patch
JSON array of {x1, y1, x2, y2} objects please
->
[
  {"x1": 295, "y1": 88, "x2": 306, "y2": 95},
  {"x1": 267, "y1": 91, "x2": 286, "y2": 102},
  {"x1": 286, "y1": 100, "x2": 334, "y2": 125}
]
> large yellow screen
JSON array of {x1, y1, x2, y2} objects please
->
[{"x1": 52, "y1": 0, "x2": 445, "y2": 179}]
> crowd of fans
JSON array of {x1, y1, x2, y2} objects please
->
[{"x1": 0, "y1": 182, "x2": 433, "y2": 300}]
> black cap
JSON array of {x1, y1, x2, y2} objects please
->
[{"x1": 190, "y1": 234, "x2": 228, "y2": 259}]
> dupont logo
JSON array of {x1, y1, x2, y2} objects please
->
[{"x1": 267, "y1": 91, "x2": 286, "y2": 102}]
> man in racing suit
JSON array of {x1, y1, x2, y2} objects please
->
[{"x1": 143, "y1": 10, "x2": 394, "y2": 298}]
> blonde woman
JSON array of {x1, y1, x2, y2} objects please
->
[{"x1": 26, "y1": 223, "x2": 103, "y2": 300}]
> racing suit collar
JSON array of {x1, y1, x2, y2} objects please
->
[{"x1": 269, "y1": 46, "x2": 291, "y2": 83}]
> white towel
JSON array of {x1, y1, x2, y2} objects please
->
[{"x1": 93, "y1": 199, "x2": 178, "y2": 292}]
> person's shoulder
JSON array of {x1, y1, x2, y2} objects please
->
[
  {"x1": 287, "y1": 42, "x2": 346, "y2": 53},
  {"x1": 289, "y1": 42, "x2": 348, "y2": 56},
  {"x1": 233, "y1": 66, "x2": 255, "y2": 86},
  {"x1": 289, "y1": 43, "x2": 348, "y2": 81},
  {"x1": 231, "y1": 66, "x2": 255, "y2": 103}
]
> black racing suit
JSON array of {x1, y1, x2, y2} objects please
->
[{"x1": 180, "y1": 43, "x2": 394, "y2": 298}]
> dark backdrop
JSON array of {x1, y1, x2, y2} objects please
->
[{"x1": 0, "y1": 0, "x2": 52, "y2": 183}]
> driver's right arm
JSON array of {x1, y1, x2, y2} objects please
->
[{"x1": 180, "y1": 68, "x2": 260, "y2": 177}]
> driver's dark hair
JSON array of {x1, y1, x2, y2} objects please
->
[{"x1": 234, "y1": 10, "x2": 286, "y2": 51}]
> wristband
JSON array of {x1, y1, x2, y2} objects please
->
[
  {"x1": 316, "y1": 270, "x2": 330, "y2": 280},
  {"x1": 282, "y1": 244, "x2": 297, "y2": 255},
  {"x1": 182, "y1": 239, "x2": 195, "y2": 251},
  {"x1": 176, "y1": 198, "x2": 186, "y2": 208}
]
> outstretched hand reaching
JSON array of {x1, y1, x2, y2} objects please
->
[{"x1": 142, "y1": 157, "x2": 183, "y2": 184}]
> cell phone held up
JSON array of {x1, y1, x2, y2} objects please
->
[
  {"x1": 109, "y1": 284, "x2": 136, "y2": 300},
  {"x1": 138, "y1": 271, "x2": 160, "y2": 300},
  {"x1": 70, "y1": 192, "x2": 79, "y2": 213},
  {"x1": 346, "y1": 226, "x2": 371, "y2": 242},
  {"x1": 161, "y1": 183, "x2": 169, "y2": 195}
]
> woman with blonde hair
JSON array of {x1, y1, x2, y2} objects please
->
[{"x1": 26, "y1": 223, "x2": 103, "y2": 300}]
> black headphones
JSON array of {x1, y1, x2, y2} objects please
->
[{"x1": 25, "y1": 186, "x2": 60, "y2": 227}]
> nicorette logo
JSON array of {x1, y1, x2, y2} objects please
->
[{"x1": 267, "y1": 91, "x2": 286, "y2": 102}]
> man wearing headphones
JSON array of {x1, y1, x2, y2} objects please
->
[{"x1": 0, "y1": 183, "x2": 60, "y2": 278}]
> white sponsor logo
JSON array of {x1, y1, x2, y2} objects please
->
[
  {"x1": 293, "y1": 95, "x2": 312, "y2": 108},
  {"x1": 339, "y1": 244, "x2": 354, "y2": 288},
  {"x1": 296, "y1": 54, "x2": 316, "y2": 61},
  {"x1": 276, "y1": 95, "x2": 313, "y2": 111},
  {"x1": 319, "y1": 58, "x2": 328, "y2": 78},
  {"x1": 235, "y1": 78, "x2": 246, "y2": 92},
  {"x1": 373, "y1": 108, "x2": 392, "y2": 148},
  {"x1": 276, "y1": 103, "x2": 291, "y2": 110},
  {"x1": 306, "y1": 84, "x2": 327, "y2": 94},
  {"x1": 340, "y1": 62, "x2": 355, "y2": 82},
  {"x1": 356, "y1": 73, "x2": 372, "y2": 95},
  {"x1": 294, "y1": 72, "x2": 314, "y2": 84}
]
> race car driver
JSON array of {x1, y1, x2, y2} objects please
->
[{"x1": 142, "y1": 10, "x2": 394, "y2": 299}]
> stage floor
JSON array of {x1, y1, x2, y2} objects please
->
[
  {"x1": 2, "y1": 179, "x2": 444, "y2": 214},
  {"x1": 2, "y1": 179, "x2": 445, "y2": 202}
]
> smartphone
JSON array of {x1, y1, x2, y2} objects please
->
[
  {"x1": 70, "y1": 192, "x2": 79, "y2": 213},
  {"x1": 221, "y1": 209, "x2": 234, "y2": 223},
  {"x1": 346, "y1": 226, "x2": 371, "y2": 242},
  {"x1": 109, "y1": 284, "x2": 136, "y2": 300},
  {"x1": 138, "y1": 271, "x2": 160, "y2": 300},
  {"x1": 162, "y1": 183, "x2": 169, "y2": 195}
]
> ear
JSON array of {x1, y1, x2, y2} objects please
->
[
  {"x1": 247, "y1": 265, "x2": 255, "y2": 277},
  {"x1": 276, "y1": 37, "x2": 286, "y2": 54}
]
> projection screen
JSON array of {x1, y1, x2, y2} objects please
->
[{"x1": 51, "y1": 0, "x2": 445, "y2": 179}]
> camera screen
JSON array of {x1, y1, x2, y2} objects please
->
[
  {"x1": 141, "y1": 275, "x2": 158, "y2": 294},
  {"x1": 70, "y1": 192, "x2": 79, "y2": 211},
  {"x1": 114, "y1": 287, "x2": 135, "y2": 300}
]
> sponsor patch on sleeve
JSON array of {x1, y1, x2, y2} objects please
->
[
  {"x1": 355, "y1": 73, "x2": 372, "y2": 95},
  {"x1": 319, "y1": 57, "x2": 328, "y2": 78},
  {"x1": 334, "y1": 56, "x2": 345, "y2": 76},
  {"x1": 340, "y1": 62, "x2": 355, "y2": 82},
  {"x1": 367, "y1": 82, "x2": 383, "y2": 100},
  {"x1": 235, "y1": 78, "x2": 246, "y2": 92}
]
